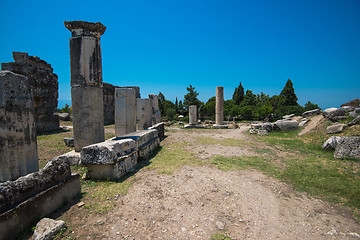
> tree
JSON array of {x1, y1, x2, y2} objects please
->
[
  {"x1": 200, "y1": 96, "x2": 216, "y2": 118},
  {"x1": 175, "y1": 97, "x2": 178, "y2": 107},
  {"x1": 256, "y1": 105, "x2": 273, "y2": 120},
  {"x1": 304, "y1": 101, "x2": 319, "y2": 111},
  {"x1": 280, "y1": 79, "x2": 298, "y2": 106},
  {"x1": 183, "y1": 85, "x2": 203, "y2": 111},
  {"x1": 233, "y1": 82, "x2": 244, "y2": 105},
  {"x1": 241, "y1": 90, "x2": 257, "y2": 106},
  {"x1": 158, "y1": 92, "x2": 166, "y2": 114}
]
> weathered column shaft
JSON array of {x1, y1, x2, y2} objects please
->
[
  {"x1": 149, "y1": 94, "x2": 161, "y2": 125},
  {"x1": 189, "y1": 105, "x2": 197, "y2": 125},
  {"x1": 115, "y1": 88, "x2": 136, "y2": 136},
  {"x1": 0, "y1": 70, "x2": 39, "y2": 182},
  {"x1": 216, "y1": 86, "x2": 224, "y2": 125},
  {"x1": 137, "y1": 98, "x2": 152, "y2": 130},
  {"x1": 65, "y1": 21, "x2": 106, "y2": 152}
]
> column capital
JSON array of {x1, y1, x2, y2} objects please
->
[{"x1": 64, "y1": 20, "x2": 106, "y2": 38}]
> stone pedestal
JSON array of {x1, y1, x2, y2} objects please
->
[
  {"x1": 0, "y1": 70, "x2": 39, "y2": 182},
  {"x1": 137, "y1": 98, "x2": 152, "y2": 130},
  {"x1": 65, "y1": 20, "x2": 106, "y2": 152},
  {"x1": 149, "y1": 94, "x2": 161, "y2": 125},
  {"x1": 189, "y1": 105, "x2": 197, "y2": 125},
  {"x1": 215, "y1": 86, "x2": 224, "y2": 125},
  {"x1": 115, "y1": 88, "x2": 136, "y2": 136}
]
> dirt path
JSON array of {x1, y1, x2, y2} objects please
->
[
  {"x1": 61, "y1": 127, "x2": 360, "y2": 239},
  {"x1": 299, "y1": 115, "x2": 324, "y2": 136}
]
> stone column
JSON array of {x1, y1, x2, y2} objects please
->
[
  {"x1": 0, "y1": 70, "x2": 39, "y2": 182},
  {"x1": 65, "y1": 20, "x2": 106, "y2": 152},
  {"x1": 189, "y1": 105, "x2": 197, "y2": 125},
  {"x1": 149, "y1": 94, "x2": 161, "y2": 125},
  {"x1": 115, "y1": 88, "x2": 136, "y2": 136},
  {"x1": 137, "y1": 98, "x2": 152, "y2": 130},
  {"x1": 215, "y1": 86, "x2": 224, "y2": 125}
]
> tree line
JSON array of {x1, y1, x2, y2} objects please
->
[{"x1": 158, "y1": 79, "x2": 319, "y2": 121}]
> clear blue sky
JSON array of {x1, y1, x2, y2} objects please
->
[{"x1": 1, "y1": 0, "x2": 359, "y2": 109}]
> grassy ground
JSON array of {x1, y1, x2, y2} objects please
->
[{"x1": 33, "y1": 119, "x2": 360, "y2": 239}]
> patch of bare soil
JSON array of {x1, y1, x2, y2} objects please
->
[
  {"x1": 66, "y1": 166, "x2": 360, "y2": 239},
  {"x1": 299, "y1": 115, "x2": 325, "y2": 136}
]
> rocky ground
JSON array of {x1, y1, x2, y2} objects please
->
[{"x1": 56, "y1": 124, "x2": 360, "y2": 240}]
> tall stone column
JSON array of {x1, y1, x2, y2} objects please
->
[
  {"x1": 215, "y1": 86, "x2": 224, "y2": 125},
  {"x1": 137, "y1": 98, "x2": 152, "y2": 130},
  {"x1": 189, "y1": 105, "x2": 197, "y2": 125},
  {"x1": 0, "y1": 70, "x2": 39, "y2": 182},
  {"x1": 65, "y1": 20, "x2": 106, "y2": 152},
  {"x1": 115, "y1": 88, "x2": 136, "y2": 136},
  {"x1": 149, "y1": 94, "x2": 161, "y2": 125}
]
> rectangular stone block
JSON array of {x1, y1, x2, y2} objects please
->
[
  {"x1": 81, "y1": 138, "x2": 138, "y2": 179},
  {"x1": 137, "y1": 98, "x2": 152, "y2": 130},
  {"x1": 0, "y1": 70, "x2": 39, "y2": 182},
  {"x1": 189, "y1": 105, "x2": 197, "y2": 125},
  {"x1": 71, "y1": 86, "x2": 105, "y2": 151},
  {"x1": 115, "y1": 88, "x2": 136, "y2": 136}
]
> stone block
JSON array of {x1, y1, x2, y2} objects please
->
[
  {"x1": 302, "y1": 108, "x2": 322, "y2": 117},
  {"x1": 334, "y1": 137, "x2": 360, "y2": 159},
  {"x1": 71, "y1": 86, "x2": 105, "y2": 151},
  {"x1": 33, "y1": 218, "x2": 66, "y2": 240},
  {"x1": 53, "y1": 150, "x2": 81, "y2": 166},
  {"x1": 81, "y1": 138, "x2": 138, "y2": 179},
  {"x1": 0, "y1": 174, "x2": 80, "y2": 240},
  {"x1": 326, "y1": 123, "x2": 347, "y2": 134},
  {"x1": 148, "y1": 122, "x2": 165, "y2": 139},
  {"x1": 137, "y1": 98, "x2": 152, "y2": 130},
  {"x1": 273, "y1": 120, "x2": 299, "y2": 131},
  {"x1": 115, "y1": 88, "x2": 136, "y2": 136},
  {"x1": 0, "y1": 70, "x2": 39, "y2": 182},
  {"x1": 189, "y1": 105, "x2": 197, "y2": 125}
]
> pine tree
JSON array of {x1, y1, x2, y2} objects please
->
[
  {"x1": 280, "y1": 79, "x2": 298, "y2": 106},
  {"x1": 175, "y1": 97, "x2": 178, "y2": 106},
  {"x1": 233, "y1": 82, "x2": 244, "y2": 105},
  {"x1": 183, "y1": 85, "x2": 202, "y2": 110}
]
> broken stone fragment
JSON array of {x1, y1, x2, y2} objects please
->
[
  {"x1": 326, "y1": 123, "x2": 347, "y2": 134},
  {"x1": 33, "y1": 218, "x2": 66, "y2": 240}
]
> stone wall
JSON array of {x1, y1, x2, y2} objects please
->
[
  {"x1": 103, "y1": 83, "x2": 141, "y2": 125},
  {"x1": 1, "y1": 52, "x2": 59, "y2": 133}
]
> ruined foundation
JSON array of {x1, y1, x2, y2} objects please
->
[
  {"x1": 65, "y1": 20, "x2": 106, "y2": 151},
  {"x1": 0, "y1": 70, "x2": 39, "y2": 182},
  {"x1": 1, "y1": 52, "x2": 59, "y2": 133}
]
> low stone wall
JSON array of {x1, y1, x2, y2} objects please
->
[
  {"x1": 0, "y1": 174, "x2": 80, "y2": 240},
  {"x1": 0, "y1": 158, "x2": 71, "y2": 214},
  {"x1": 81, "y1": 129, "x2": 160, "y2": 180},
  {"x1": 0, "y1": 157, "x2": 80, "y2": 240},
  {"x1": 148, "y1": 122, "x2": 165, "y2": 140}
]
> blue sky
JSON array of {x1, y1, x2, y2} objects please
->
[{"x1": 1, "y1": 0, "x2": 359, "y2": 109}]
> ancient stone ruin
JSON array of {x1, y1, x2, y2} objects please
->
[
  {"x1": 214, "y1": 86, "x2": 228, "y2": 129},
  {"x1": 189, "y1": 105, "x2": 197, "y2": 125},
  {"x1": 1, "y1": 52, "x2": 59, "y2": 133},
  {"x1": 0, "y1": 70, "x2": 80, "y2": 239},
  {"x1": 65, "y1": 20, "x2": 106, "y2": 152},
  {"x1": 115, "y1": 88, "x2": 137, "y2": 136},
  {"x1": 104, "y1": 83, "x2": 141, "y2": 125},
  {"x1": 149, "y1": 94, "x2": 161, "y2": 125},
  {"x1": 137, "y1": 98, "x2": 153, "y2": 130},
  {"x1": 0, "y1": 70, "x2": 39, "y2": 182}
]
